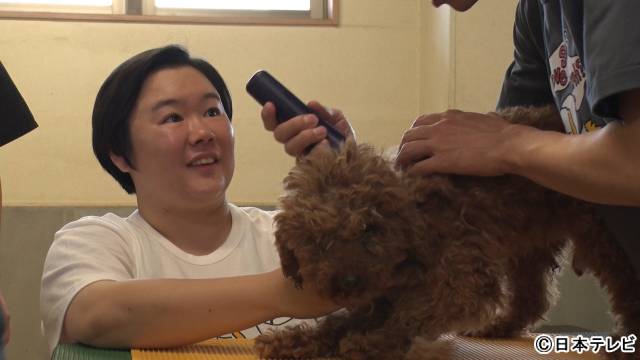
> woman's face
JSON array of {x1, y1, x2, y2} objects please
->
[{"x1": 113, "y1": 66, "x2": 234, "y2": 209}]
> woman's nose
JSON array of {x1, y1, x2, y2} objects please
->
[{"x1": 188, "y1": 117, "x2": 214, "y2": 145}]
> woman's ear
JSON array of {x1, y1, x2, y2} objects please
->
[{"x1": 109, "y1": 152, "x2": 132, "y2": 173}]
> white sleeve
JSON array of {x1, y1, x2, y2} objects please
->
[{"x1": 40, "y1": 216, "x2": 135, "y2": 353}]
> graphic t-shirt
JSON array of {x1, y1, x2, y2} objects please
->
[{"x1": 498, "y1": 0, "x2": 640, "y2": 274}]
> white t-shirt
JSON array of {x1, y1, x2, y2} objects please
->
[{"x1": 40, "y1": 204, "x2": 315, "y2": 353}]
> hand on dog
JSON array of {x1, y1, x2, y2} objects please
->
[
  {"x1": 397, "y1": 109, "x2": 529, "y2": 177},
  {"x1": 267, "y1": 269, "x2": 341, "y2": 319},
  {"x1": 261, "y1": 100, "x2": 354, "y2": 158}
]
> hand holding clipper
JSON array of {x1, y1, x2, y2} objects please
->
[{"x1": 246, "y1": 70, "x2": 345, "y2": 149}]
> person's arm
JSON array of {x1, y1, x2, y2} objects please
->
[
  {"x1": 396, "y1": 94, "x2": 640, "y2": 207},
  {"x1": 504, "y1": 89, "x2": 640, "y2": 206},
  {"x1": 62, "y1": 269, "x2": 337, "y2": 349},
  {"x1": 261, "y1": 100, "x2": 354, "y2": 157}
]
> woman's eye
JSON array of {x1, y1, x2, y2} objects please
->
[
  {"x1": 205, "y1": 107, "x2": 221, "y2": 117},
  {"x1": 163, "y1": 113, "x2": 182, "y2": 123}
]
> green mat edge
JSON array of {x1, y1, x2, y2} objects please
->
[{"x1": 52, "y1": 343, "x2": 131, "y2": 360}]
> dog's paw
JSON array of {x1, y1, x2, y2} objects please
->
[
  {"x1": 338, "y1": 333, "x2": 407, "y2": 360},
  {"x1": 254, "y1": 330, "x2": 332, "y2": 359},
  {"x1": 338, "y1": 334, "x2": 375, "y2": 360},
  {"x1": 253, "y1": 333, "x2": 282, "y2": 359},
  {"x1": 406, "y1": 337, "x2": 452, "y2": 360}
]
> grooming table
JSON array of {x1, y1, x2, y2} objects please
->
[{"x1": 53, "y1": 336, "x2": 605, "y2": 359}]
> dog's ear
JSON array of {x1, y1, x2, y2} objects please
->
[{"x1": 279, "y1": 245, "x2": 304, "y2": 288}]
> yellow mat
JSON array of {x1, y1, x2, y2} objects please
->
[
  {"x1": 133, "y1": 339, "x2": 256, "y2": 359},
  {"x1": 132, "y1": 336, "x2": 603, "y2": 359}
]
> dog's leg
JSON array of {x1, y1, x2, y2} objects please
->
[
  {"x1": 429, "y1": 235, "x2": 507, "y2": 335},
  {"x1": 337, "y1": 329, "x2": 412, "y2": 360},
  {"x1": 332, "y1": 299, "x2": 411, "y2": 360},
  {"x1": 254, "y1": 323, "x2": 325, "y2": 359},
  {"x1": 571, "y1": 221, "x2": 640, "y2": 359},
  {"x1": 254, "y1": 311, "x2": 361, "y2": 359},
  {"x1": 469, "y1": 248, "x2": 560, "y2": 338},
  {"x1": 335, "y1": 236, "x2": 507, "y2": 360},
  {"x1": 406, "y1": 336, "x2": 452, "y2": 360}
]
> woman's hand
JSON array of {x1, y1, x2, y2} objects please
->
[{"x1": 261, "y1": 101, "x2": 354, "y2": 158}]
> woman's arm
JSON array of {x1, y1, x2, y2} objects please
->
[{"x1": 62, "y1": 269, "x2": 336, "y2": 349}]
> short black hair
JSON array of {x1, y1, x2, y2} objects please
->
[{"x1": 92, "y1": 45, "x2": 232, "y2": 194}]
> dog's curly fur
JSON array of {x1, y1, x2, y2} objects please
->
[{"x1": 255, "y1": 106, "x2": 640, "y2": 360}]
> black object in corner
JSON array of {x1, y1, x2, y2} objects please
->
[{"x1": 0, "y1": 61, "x2": 38, "y2": 147}]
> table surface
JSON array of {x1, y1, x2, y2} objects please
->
[
  {"x1": 52, "y1": 336, "x2": 604, "y2": 360},
  {"x1": 53, "y1": 343, "x2": 131, "y2": 360}
]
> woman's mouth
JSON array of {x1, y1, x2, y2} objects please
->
[{"x1": 188, "y1": 157, "x2": 217, "y2": 167}]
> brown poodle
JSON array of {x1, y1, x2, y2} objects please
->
[{"x1": 255, "y1": 106, "x2": 640, "y2": 360}]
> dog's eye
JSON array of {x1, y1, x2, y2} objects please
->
[{"x1": 342, "y1": 275, "x2": 359, "y2": 290}]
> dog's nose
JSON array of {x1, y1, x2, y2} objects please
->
[{"x1": 342, "y1": 275, "x2": 359, "y2": 290}]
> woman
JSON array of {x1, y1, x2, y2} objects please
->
[{"x1": 40, "y1": 45, "x2": 344, "y2": 353}]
